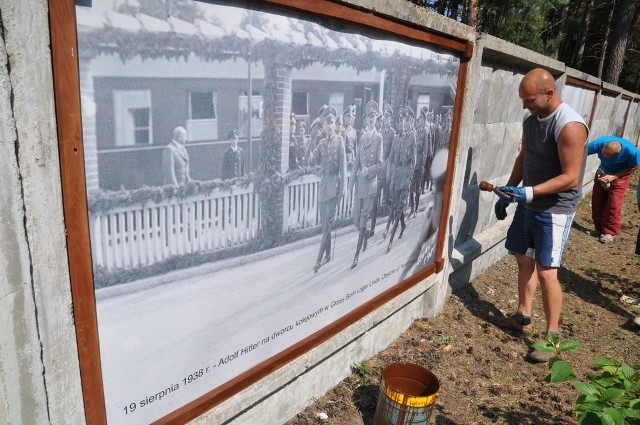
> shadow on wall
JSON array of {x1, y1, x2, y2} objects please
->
[{"x1": 448, "y1": 147, "x2": 482, "y2": 289}]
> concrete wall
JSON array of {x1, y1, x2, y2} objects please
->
[{"x1": 0, "y1": 1, "x2": 638, "y2": 424}]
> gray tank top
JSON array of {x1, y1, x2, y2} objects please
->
[{"x1": 522, "y1": 103, "x2": 588, "y2": 213}]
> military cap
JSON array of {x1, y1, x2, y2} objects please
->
[
  {"x1": 227, "y1": 129, "x2": 238, "y2": 139},
  {"x1": 317, "y1": 104, "x2": 328, "y2": 117},
  {"x1": 383, "y1": 103, "x2": 393, "y2": 117},
  {"x1": 396, "y1": 106, "x2": 405, "y2": 117},
  {"x1": 419, "y1": 106, "x2": 429, "y2": 120},
  {"x1": 322, "y1": 106, "x2": 338, "y2": 121},
  {"x1": 404, "y1": 106, "x2": 415, "y2": 119},
  {"x1": 363, "y1": 100, "x2": 380, "y2": 117},
  {"x1": 343, "y1": 104, "x2": 356, "y2": 117}
]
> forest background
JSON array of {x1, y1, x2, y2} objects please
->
[{"x1": 410, "y1": 0, "x2": 640, "y2": 92}]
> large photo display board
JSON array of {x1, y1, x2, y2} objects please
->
[{"x1": 67, "y1": 0, "x2": 464, "y2": 423}]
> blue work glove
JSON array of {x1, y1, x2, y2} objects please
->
[
  {"x1": 497, "y1": 186, "x2": 534, "y2": 203},
  {"x1": 494, "y1": 198, "x2": 509, "y2": 220}
]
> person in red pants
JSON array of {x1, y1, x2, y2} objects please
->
[{"x1": 587, "y1": 136, "x2": 640, "y2": 244}]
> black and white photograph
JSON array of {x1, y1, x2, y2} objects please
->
[{"x1": 75, "y1": 0, "x2": 461, "y2": 422}]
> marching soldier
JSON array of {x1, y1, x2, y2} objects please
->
[
  {"x1": 421, "y1": 109, "x2": 436, "y2": 193},
  {"x1": 369, "y1": 103, "x2": 396, "y2": 238},
  {"x1": 342, "y1": 104, "x2": 358, "y2": 168},
  {"x1": 409, "y1": 107, "x2": 427, "y2": 217},
  {"x1": 305, "y1": 105, "x2": 328, "y2": 166},
  {"x1": 349, "y1": 101, "x2": 383, "y2": 269},
  {"x1": 309, "y1": 106, "x2": 347, "y2": 273},
  {"x1": 384, "y1": 106, "x2": 416, "y2": 253}
]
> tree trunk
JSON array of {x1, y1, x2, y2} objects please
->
[
  {"x1": 597, "y1": 0, "x2": 616, "y2": 79},
  {"x1": 602, "y1": 0, "x2": 636, "y2": 84},
  {"x1": 465, "y1": 0, "x2": 479, "y2": 28},
  {"x1": 572, "y1": 0, "x2": 594, "y2": 68}
]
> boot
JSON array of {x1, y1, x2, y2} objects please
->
[
  {"x1": 361, "y1": 228, "x2": 368, "y2": 252},
  {"x1": 324, "y1": 231, "x2": 332, "y2": 264},
  {"x1": 352, "y1": 231, "x2": 364, "y2": 268},
  {"x1": 383, "y1": 210, "x2": 394, "y2": 239},
  {"x1": 399, "y1": 213, "x2": 406, "y2": 239},
  {"x1": 314, "y1": 232, "x2": 328, "y2": 272},
  {"x1": 387, "y1": 219, "x2": 399, "y2": 253}
]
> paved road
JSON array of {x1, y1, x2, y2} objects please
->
[{"x1": 96, "y1": 194, "x2": 437, "y2": 424}]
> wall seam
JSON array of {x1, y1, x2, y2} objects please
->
[{"x1": 0, "y1": 5, "x2": 52, "y2": 423}]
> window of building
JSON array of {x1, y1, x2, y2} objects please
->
[
  {"x1": 292, "y1": 92, "x2": 308, "y2": 116},
  {"x1": 329, "y1": 92, "x2": 344, "y2": 118},
  {"x1": 238, "y1": 90, "x2": 263, "y2": 139},
  {"x1": 113, "y1": 90, "x2": 152, "y2": 147},
  {"x1": 417, "y1": 94, "x2": 430, "y2": 113},
  {"x1": 187, "y1": 91, "x2": 218, "y2": 141}
]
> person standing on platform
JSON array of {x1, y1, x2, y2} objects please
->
[
  {"x1": 162, "y1": 126, "x2": 192, "y2": 185},
  {"x1": 349, "y1": 101, "x2": 383, "y2": 269},
  {"x1": 221, "y1": 129, "x2": 244, "y2": 180},
  {"x1": 421, "y1": 109, "x2": 436, "y2": 193},
  {"x1": 586, "y1": 135, "x2": 640, "y2": 244}
]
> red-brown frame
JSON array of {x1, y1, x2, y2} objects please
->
[
  {"x1": 48, "y1": 1, "x2": 472, "y2": 423},
  {"x1": 565, "y1": 75, "x2": 601, "y2": 130}
]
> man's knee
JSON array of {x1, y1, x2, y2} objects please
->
[{"x1": 536, "y1": 265, "x2": 559, "y2": 286}]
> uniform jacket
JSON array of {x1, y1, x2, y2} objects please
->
[
  {"x1": 387, "y1": 130, "x2": 416, "y2": 191},
  {"x1": 414, "y1": 127, "x2": 427, "y2": 174},
  {"x1": 350, "y1": 127, "x2": 383, "y2": 199},
  {"x1": 222, "y1": 147, "x2": 244, "y2": 180},
  {"x1": 311, "y1": 134, "x2": 347, "y2": 202},
  {"x1": 162, "y1": 140, "x2": 191, "y2": 185},
  {"x1": 342, "y1": 125, "x2": 358, "y2": 166},
  {"x1": 380, "y1": 126, "x2": 396, "y2": 179}
]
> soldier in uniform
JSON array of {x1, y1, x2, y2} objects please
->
[
  {"x1": 163, "y1": 126, "x2": 192, "y2": 185},
  {"x1": 305, "y1": 105, "x2": 328, "y2": 166},
  {"x1": 409, "y1": 107, "x2": 427, "y2": 217},
  {"x1": 384, "y1": 106, "x2": 416, "y2": 253},
  {"x1": 369, "y1": 103, "x2": 396, "y2": 238},
  {"x1": 309, "y1": 106, "x2": 347, "y2": 273},
  {"x1": 221, "y1": 129, "x2": 245, "y2": 180},
  {"x1": 341, "y1": 104, "x2": 358, "y2": 168},
  {"x1": 349, "y1": 101, "x2": 383, "y2": 269},
  {"x1": 421, "y1": 109, "x2": 436, "y2": 193}
]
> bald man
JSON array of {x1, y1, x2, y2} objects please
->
[
  {"x1": 587, "y1": 135, "x2": 640, "y2": 243},
  {"x1": 163, "y1": 126, "x2": 192, "y2": 185},
  {"x1": 493, "y1": 68, "x2": 589, "y2": 363}
]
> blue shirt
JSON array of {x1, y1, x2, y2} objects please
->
[{"x1": 587, "y1": 136, "x2": 640, "y2": 175}]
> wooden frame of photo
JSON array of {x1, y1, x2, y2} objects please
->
[{"x1": 48, "y1": 1, "x2": 473, "y2": 423}]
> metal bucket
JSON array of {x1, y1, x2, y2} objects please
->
[{"x1": 372, "y1": 363, "x2": 440, "y2": 425}]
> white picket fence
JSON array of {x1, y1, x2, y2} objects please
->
[
  {"x1": 282, "y1": 173, "x2": 356, "y2": 231},
  {"x1": 90, "y1": 184, "x2": 260, "y2": 270},
  {"x1": 90, "y1": 175, "x2": 361, "y2": 271}
]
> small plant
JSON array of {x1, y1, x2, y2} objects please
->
[
  {"x1": 532, "y1": 333, "x2": 640, "y2": 425},
  {"x1": 352, "y1": 361, "x2": 379, "y2": 386},
  {"x1": 433, "y1": 331, "x2": 452, "y2": 347}
]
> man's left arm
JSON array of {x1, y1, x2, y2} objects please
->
[
  {"x1": 500, "y1": 122, "x2": 587, "y2": 202},
  {"x1": 533, "y1": 122, "x2": 588, "y2": 196}
]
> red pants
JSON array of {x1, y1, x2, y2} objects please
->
[{"x1": 591, "y1": 172, "x2": 632, "y2": 236}]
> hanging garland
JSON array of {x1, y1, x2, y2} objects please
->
[
  {"x1": 77, "y1": 25, "x2": 458, "y2": 76},
  {"x1": 87, "y1": 166, "x2": 320, "y2": 214}
]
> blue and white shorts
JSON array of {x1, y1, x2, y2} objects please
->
[{"x1": 505, "y1": 205, "x2": 574, "y2": 268}]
